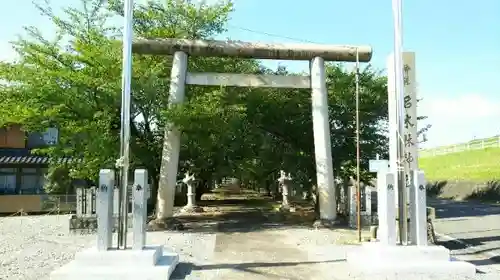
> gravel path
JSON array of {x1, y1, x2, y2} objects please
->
[
  {"x1": 0, "y1": 215, "x2": 94, "y2": 280},
  {"x1": 0, "y1": 215, "x2": 218, "y2": 280},
  {"x1": 2, "y1": 212, "x2": 500, "y2": 280}
]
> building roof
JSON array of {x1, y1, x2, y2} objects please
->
[{"x1": 0, "y1": 149, "x2": 76, "y2": 165}]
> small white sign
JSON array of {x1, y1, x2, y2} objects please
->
[{"x1": 369, "y1": 159, "x2": 389, "y2": 173}]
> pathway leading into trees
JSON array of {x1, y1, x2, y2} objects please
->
[{"x1": 169, "y1": 187, "x2": 360, "y2": 279}]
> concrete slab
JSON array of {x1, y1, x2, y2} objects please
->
[
  {"x1": 347, "y1": 242, "x2": 451, "y2": 263},
  {"x1": 50, "y1": 245, "x2": 179, "y2": 280},
  {"x1": 348, "y1": 259, "x2": 476, "y2": 278},
  {"x1": 346, "y1": 243, "x2": 476, "y2": 278},
  {"x1": 73, "y1": 245, "x2": 163, "y2": 267}
]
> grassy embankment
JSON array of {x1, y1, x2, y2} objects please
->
[{"x1": 420, "y1": 147, "x2": 500, "y2": 201}]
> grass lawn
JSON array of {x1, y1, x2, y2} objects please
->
[{"x1": 420, "y1": 147, "x2": 500, "y2": 182}]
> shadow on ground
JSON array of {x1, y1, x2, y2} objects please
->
[
  {"x1": 439, "y1": 235, "x2": 500, "y2": 249},
  {"x1": 437, "y1": 236, "x2": 500, "y2": 269},
  {"x1": 427, "y1": 180, "x2": 500, "y2": 202},
  {"x1": 428, "y1": 198, "x2": 500, "y2": 219},
  {"x1": 170, "y1": 259, "x2": 344, "y2": 279},
  {"x1": 438, "y1": 235, "x2": 500, "y2": 266},
  {"x1": 172, "y1": 199, "x2": 319, "y2": 233},
  {"x1": 467, "y1": 256, "x2": 500, "y2": 266}
]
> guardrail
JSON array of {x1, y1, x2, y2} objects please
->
[{"x1": 420, "y1": 136, "x2": 500, "y2": 157}]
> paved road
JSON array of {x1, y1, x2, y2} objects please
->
[{"x1": 429, "y1": 198, "x2": 500, "y2": 271}]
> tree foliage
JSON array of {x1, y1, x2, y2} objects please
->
[{"x1": 0, "y1": 0, "x2": 398, "y2": 204}]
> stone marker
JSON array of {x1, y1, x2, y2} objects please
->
[
  {"x1": 344, "y1": 47, "x2": 475, "y2": 277},
  {"x1": 346, "y1": 169, "x2": 476, "y2": 277},
  {"x1": 277, "y1": 170, "x2": 293, "y2": 212},
  {"x1": 377, "y1": 172, "x2": 397, "y2": 245},
  {"x1": 132, "y1": 169, "x2": 148, "y2": 250},
  {"x1": 97, "y1": 169, "x2": 114, "y2": 251},
  {"x1": 50, "y1": 169, "x2": 180, "y2": 280},
  {"x1": 348, "y1": 183, "x2": 374, "y2": 229},
  {"x1": 180, "y1": 171, "x2": 203, "y2": 213},
  {"x1": 412, "y1": 169, "x2": 427, "y2": 245}
]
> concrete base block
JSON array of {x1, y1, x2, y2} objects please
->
[
  {"x1": 346, "y1": 243, "x2": 476, "y2": 278},
  {"x1": 50, "y1": 245, "x2": 179, "y2": 280}
]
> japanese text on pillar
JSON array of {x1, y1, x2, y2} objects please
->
[{"x1": 402, "y1": 60, "x2": 418, "y2": 185}]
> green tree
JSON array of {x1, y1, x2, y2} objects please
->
[
  {"x1": 0, "y1": 0, "x2": 395, "y2": 222},
  {"x1": 0, "y1": 0, "x2": 236, "y2": 199}
]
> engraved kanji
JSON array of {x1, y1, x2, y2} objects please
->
[
  {"x1": 405, "y1": 114, "x2": 415, "y2": 129},
  {"x1": 404, "y1": 152, "x2": 414, "y2": 163},
  {"x1": 404, "y1": 95, "x2": 412, "y2": 109},
  {"x1": 404, "y1": 133, "x2": 414, "y2": 147},
  {"x1": 403, "y1": 64, "x2": 411, "y2": 86}
]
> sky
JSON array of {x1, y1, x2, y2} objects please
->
[{"x1": 1, "y1": 0, "x2": 499, "y2": 148}]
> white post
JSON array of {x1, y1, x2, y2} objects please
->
[
  {"x1": 413, "y1": 170, "x2": 428, "y2": 245},
  {"x1": 310, "y1": 56, "x2": 337, "y2": 222},
  {"x1": 378, "y1": 172, "x2": 397, "y2": 245},
  {"x1": 157, "y1": 51, "x2": 188, "y2": 220},
  {"x1": 133, "y1": 169, "x2": 148, "y2": 250},
  {"x1": 386, "y1": 54, "x2": 398, "y2": 205},
  {"x1": 348, "y1": 185, "x2": 357, "y2": 228},
  {"x1": 113, "y1": 188, "x2": 119, "y2": 216},
  {"x1": 97, "y1": 169, "x2": 114, "y2": 251}
]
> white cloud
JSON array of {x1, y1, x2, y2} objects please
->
[
  {"x1": 422, "y1": 94, "x2": 500, "y2": 120},
  {"x1": 419, "y1": 93, "x2": 500, "y2": 147},
  {"x1": 0, "y1": 42, "x2": 17, "y2": 62}
]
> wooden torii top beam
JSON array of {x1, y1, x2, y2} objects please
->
[{"x1": 132, "y1": 38, "x2": 373, "y2": 62}]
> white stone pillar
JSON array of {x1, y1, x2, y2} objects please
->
[
  {"x1": 133, "y1": 169, "x2": 148, "y2": 250},
  {"x1": 378, "y1": 172, "x2": 397, "y2": 245},
  {"x1": 413, "y1": 170, "x2": 428, "y2": 245},
  {"x1": 310, "y1": 56, "x2": 336, "y2": 221},
  {"x1": 97, "y1": 169, "x2": 114, "y2": 251},
  {"x1": 400, "y1": 52, "x2": 419, "y2": 244},
  {"x1": 157, "y1": 51, "x2": 187, "y2": 219}
]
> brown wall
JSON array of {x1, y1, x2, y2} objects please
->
[
  {"x1": 0, "y1": 125, "x2": 26, "y2": 148},
  {"x1": 0, "y1": 195, "x2": 43, "y2": 213},
  {"x1": 0, "y1": 195, "x2": 76, "y2": 214}
]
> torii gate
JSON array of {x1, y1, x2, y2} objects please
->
[{"x1": 132, "y1": 38, "x2": 372, "y2": 226}]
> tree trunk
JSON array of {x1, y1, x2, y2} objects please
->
[{"x1": 147, "y1": 169, "x2": 159, "y2": 216}]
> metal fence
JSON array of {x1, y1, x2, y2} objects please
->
[
  {"x1": 40, "y1": 194, "x2": 78, "y2": 213},
  {"x1": 419, "y1": 136, "x2": 500, "y2": 157}
]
